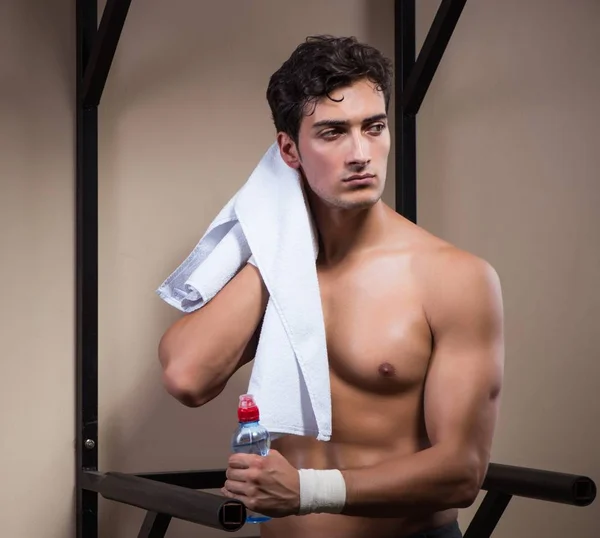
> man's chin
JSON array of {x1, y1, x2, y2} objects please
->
[{"x1": 333, "y1": 190, "x2": 383, "y2": 210}]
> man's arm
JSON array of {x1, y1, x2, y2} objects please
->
[
  {"x1": 158, "y1": 263, "x2": 268, "y2": 407},
  {"x1": 340, "y1": 249, "x2": 505, "y2": 518}
]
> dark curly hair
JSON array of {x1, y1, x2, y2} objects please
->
[{"x1": 266, "y1": 35, "x2": 394, "y2": 145}]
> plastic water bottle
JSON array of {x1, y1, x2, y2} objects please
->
[{"x1": 231, "y1": 394, "x2": 271, "y2": 524}]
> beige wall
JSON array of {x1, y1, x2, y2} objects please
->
[
  {"x1": 1, "y1": 0, "x2": 598, "y2": 537},
  {"x1": 416, "y1": 0, "x2": 600, "y2": 536},
  {"x1": 0, "y1": 0, "x2": 76, "y2": 537}
]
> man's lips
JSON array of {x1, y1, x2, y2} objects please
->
[{"x1": 343, "y1": 174, "x2": 376, "y2": 182}]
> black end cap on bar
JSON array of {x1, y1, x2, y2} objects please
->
[{"x1": 483, "y1": 463, "x2": 596, "y2": 507}]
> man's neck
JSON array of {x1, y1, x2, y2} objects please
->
[{"x1": 308, "y1": 197, "x2": 390, "y2": 267}]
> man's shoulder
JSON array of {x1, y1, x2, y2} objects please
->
[
  {"x1": 383, "y1": 210, "x2": 501, "y2": 294},
  {"x1": 394, "y1": 220, "x2": 497, "y2": 285},
  {"x1": 419, "y1": 237, "x2": 498, "y2": 285},
  {"x1": 396, "y1": 224, "x2": 502, "y2": 322}
]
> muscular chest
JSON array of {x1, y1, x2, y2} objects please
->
[{"x1": 318, "y1": 262, "x2": 432, "y2": 394}]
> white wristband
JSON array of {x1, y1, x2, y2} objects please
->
[{"x1": 298, "y1": 469, "x2": 347, "y2": 515}]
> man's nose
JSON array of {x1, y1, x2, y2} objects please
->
[{"x1": 347, "y1": 132, "x2": 371, "y2": 168}]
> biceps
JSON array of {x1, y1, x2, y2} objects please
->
[{"x1": 423, "y1": 337, "x2": 504, "y2": 453}]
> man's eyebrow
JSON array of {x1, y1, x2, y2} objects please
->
[{"x1": 311, "y1": 113, "x2": 388, "y2": 130}]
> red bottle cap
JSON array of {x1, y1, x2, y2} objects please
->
[{"x1": 237, "y1": 394, "x2": 260, "y2": 422}]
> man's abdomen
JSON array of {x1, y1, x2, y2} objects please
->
[{"x1": 265, "y1": 390, "x2": 457, "y2": 538}]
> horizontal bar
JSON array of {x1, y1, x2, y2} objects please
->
[
  {"x1": 482, "y1": 463, "x2": 597, "y2": 507},
  {"x1": 136, "y1": 469, "x2": 227, "y2": 490},
  {"x1": 82, "y1": 0, "x2": 132, "y2": 107},
  {"x1": 81, "y1": 471, "x2": 245, "y2": 532},
  {"x1": 402, "y1": 0, "x2": 467, "y2": 116},
  {"x1": 134, "y1": 462, "x2": 596, "y2": 511}
]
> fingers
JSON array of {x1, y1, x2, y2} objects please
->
[
  {"x1": 225, "y1": 467, "x2": 249, "y2": 482},
  {"x1": 223, "y1": 479, "x2": 248, "y2": 496},
  {"x1": 228, "y1": 453, "x2": 261, "y2": 469},
  {"x1": 221, "y1": 487, "x2": 235, "y2": 499}
]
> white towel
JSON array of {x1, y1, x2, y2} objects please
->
[{"x1": 156, "y1": 142, "x2": 331, "y2": 442}]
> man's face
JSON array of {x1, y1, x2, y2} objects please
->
[{"x1": 281, "y1": 78, "x2": 391, "y2": 211}]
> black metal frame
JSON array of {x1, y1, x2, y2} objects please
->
[
  {"x1": 75, "y1": 0, "x2": 99, "y2": 534},
  {"x1": 76, "y1": 1, "x2": 596, "y2": 537}
]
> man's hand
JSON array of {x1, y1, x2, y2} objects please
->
[{"x1": 221, "y1": 449, "x2": 301, "y2": 518}]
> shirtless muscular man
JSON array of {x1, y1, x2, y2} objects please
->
[{"x1": 158, "y1": 35, "x2": 505, "y2": 538}]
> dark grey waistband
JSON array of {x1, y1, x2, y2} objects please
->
[{"x1": 405, "y1": 520, "x2": 462, "y2": 538}]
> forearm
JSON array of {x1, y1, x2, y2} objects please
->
[
  {"x1": 159, "y1": 263, "x2": 268, "y2": 405},
  {"x1": 339, "y1": 445, "x2": 482, "y2": 518}
]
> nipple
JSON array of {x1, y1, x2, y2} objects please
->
[{"x1": 378, "y1": 362, "x2": 396, "y2": 377}]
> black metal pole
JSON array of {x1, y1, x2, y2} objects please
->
[
  {"x1": 402, "y1": 0, "x2": 467, "y2": 116},
  {"x1": 82, "y1": 471, "x2": 247, "y2": 532},
  {"x1": 482, "y1": 463, "x2": 597, "y2": 507},
  {"x1": 395, "y1": 0, "x2": 417, "y2": 223},
  {"x1": 463, "y1": 491, "x2": 512, "y2": 538},
  {"x1": 76, "y1": 0, "x2": 99, "y2": 536},
  {"x1": 137, "y1": 512, "x2": 172, "y2": 538},
  {"x1": 83, "y1": 0, "x2": 133, "y2": 107},
  {"x1": 137, "y1": 469, "x2": 227, "y2": 490}
]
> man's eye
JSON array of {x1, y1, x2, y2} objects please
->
[
  {"x1": 322, "y1": 129, "x2": 342, "y2": 138},
  {"x1": 369, "y1": 123, "x2": 386, "y2": 133}
]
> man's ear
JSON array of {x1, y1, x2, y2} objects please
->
[{"x1": 277, "y1": 132, "x2": 301, "y2": 169}]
